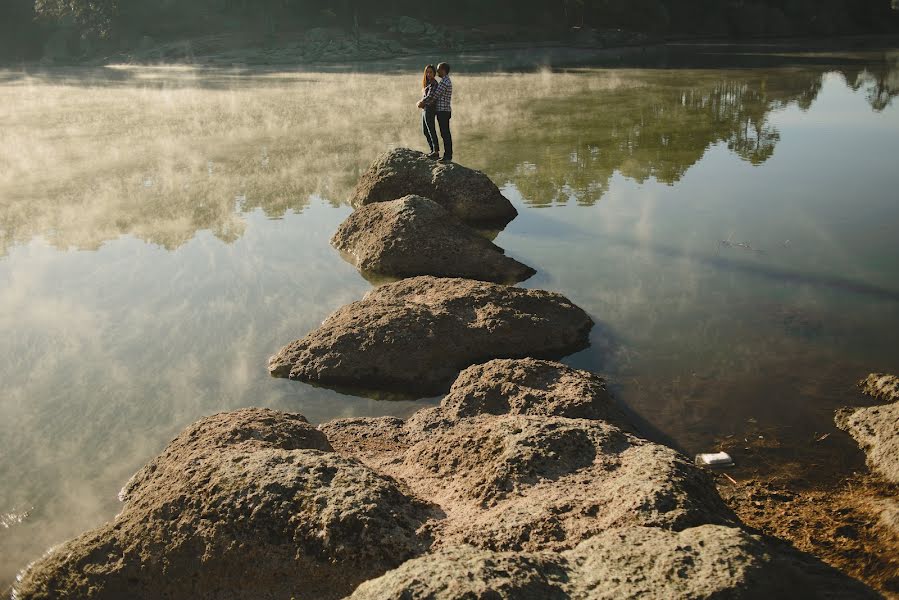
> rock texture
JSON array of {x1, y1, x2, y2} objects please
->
[
  {"x1": 323, "y1": 360, "x2": 736, "y2": 552},
  {"x1": 399, "y1": 414, "x2": 735, "y2": 551},
  {"x1": 858, "y1": 373, "x2": 899, "y2": 402},
  {"x1": 349, "y1": 526, "x2": 877, "y2": 600},
  {"x1": 16, "y1": 366, "x2": 877, "y2": 599},
  {"x1": 412, "y1": 358, "x2": 631, "y2": 428},
  {"x1": 350, "y1": 148, "x2": 518, "y2": 226},
  {"x1": 836, "y1": 402, "x2": 899, "y2": 485},
  {"x1": 13, "y1": 409, "x2": 433, "y2": 600},
  {"x1": 331, "y1": 195, "x2": 535, "y2": 284},
  {"x1": 835, "y1": 372, "x2": 899, "y2": 485},
  {"x1": 268, "y1": 277, "x2": 593, "y2": 396}
]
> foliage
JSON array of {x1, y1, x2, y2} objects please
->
[{"x1": 2, "y1": 0, "x2": 897, "y2": 59}]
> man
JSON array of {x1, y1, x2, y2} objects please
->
[{"x1": 418, "y1": 62, "x2": 453, "y2": 163}]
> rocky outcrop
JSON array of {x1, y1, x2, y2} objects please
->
[
  {"x1": 835, "y1": 372, "x2": 899, "y2": 485},
  {"x1": 331, "y1": 195, "x2": 535, "y2": 284},
  {"x1": 16, "y1": 365, "x2": 877, "y2": 599},
  {"x1": 268, "y1": 277, "x2": 593, "y2": 396},
  {"x1": 411, "y1": 358, "x2": 631, "y2": 428},
  {"x1": 13, "y1": 409, "x2": 434, "y2": 600},
  {"x1": 858, "y1": 373, "x2": 899, "y2": 402},
  {"x1": 836, "y1": 402, "x2": 899, "y2": 485},
  {"x1": 349, "y1": 526, "x2": 877, "y2": 599},
  {"x1": 350, "y1": 149, "x2": 518, "y2": 226},
  {"x1": 398, "y1": 414, "x2": 735, "y2": 551},
  {"x1": 323, "y1": 359, "x2": 736, "y2": 552}
]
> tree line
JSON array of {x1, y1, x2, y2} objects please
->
[{"x1": 2, "y1": 0, "x2": 897, "y2": 60}]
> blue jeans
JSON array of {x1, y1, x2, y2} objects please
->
[
  {"x1": 422, "y1": 109, "x2": 439, "y2": 154},
  {"x1": 437, "y1": 111, "x2": 452, "y2": 160}
]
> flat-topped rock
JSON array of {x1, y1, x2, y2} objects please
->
[
  {"x1": 13, "y1": 409, "x2": 433, "y2": 600},
  {"x1": 269, "y1": 277, "x2": 593, "y2": 396},
  {"x1": 350, "y1": 526, "x2": 877, "y2": 599},
  {"x1": 350, "y1": 148, "x2": 518, "y2": 226},
  {"x1": 331, "y1": 195, "x2": 535, "y2": 284}
]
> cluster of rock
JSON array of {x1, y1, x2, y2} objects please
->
[
  {"x1": 269, "y1": 149, "x2": 569, "y2": 396},
  {"x1": 14, "y1": 360, "x2": 874, "y2": 599},
  {"x1": 836, "y1": 373, "x2": 899, "y2": 485},
  {"x1": 12, "y1": 152, "x2": 880, "y2": 597}
]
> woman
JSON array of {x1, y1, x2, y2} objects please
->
[{"x1": 420, "y1": 64, "x2": 440, "y2": 159}]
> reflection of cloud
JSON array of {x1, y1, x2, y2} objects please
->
[{"x1": 0, "y1": 202, "x2": 424, "y2": 587}]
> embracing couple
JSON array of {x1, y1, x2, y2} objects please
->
[{"x1": 417, "y1": 62, "x2": 452, "y2": 163}]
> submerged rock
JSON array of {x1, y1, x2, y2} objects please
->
[
  {"x1": 349, "y1": 525, "x2": 877, "y2": 599},
  {"x1": 331, "y1": 195, "x2": 535, "y2": 284},
  {"x1": 268, "y1": 277, "x2": 593, "y2": 396},
  {"x1": 836, "y1": 402, "x2": 899, "y2": 485},
  {"x1": 350, "y1": 148, "x2": 518, "y2": 226},
  {"x1": 858, "y1": 373, "x2": 899, "y2": 403},
  {"x1": 13, "y1": 409, "x2": 433, "y2": 600}
]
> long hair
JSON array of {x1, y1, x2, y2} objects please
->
[{"x1": 422, "y1": 64, "x2": 436, "y2": 89}]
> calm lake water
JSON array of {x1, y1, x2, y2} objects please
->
[{"x1": 1, "y1": 49, "x2": 898, "y2": 587}]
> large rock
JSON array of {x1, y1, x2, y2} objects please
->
[
  {"x1": 331, "y1": 195, "x2": 535, "y2": 284},
  {"x1": 411, "y1": 358, "x2": 631, "y2": 429},
  {"x1": 13, "y1": 409, "x2": 433, "y2": 600},
  {"x1": 836, "y1": 401, "x2": 899, "y2": 485},
  {"x1": 858, "y1": 372, "x2": 899, "y2": 402},
  {"x1": 323, "y1": 360, "x2": 736, "y2": 553},
  {"x1": 349, "y1": 525, "x2": 877, "y2": 599},
  {"x1": 350, "y1": 148, "x2": 518, "y2": 226},
  {"x1": 268, "y1": 277, "x2": 593, "y2": 396},
  {"x1": 397, "y1": 414, "x2": 735, "y2": 551}
]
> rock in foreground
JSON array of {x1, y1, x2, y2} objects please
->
[
  {"x1": 349, "y1": 525, "x2": 877, "y2": 600},
  {"x1": 268, "y1": 277, "x2": 593, "y2": 396},
  {"x1": 324, "y1": 359, "x2": 736, "y2": 552},
  {"x1": 331, "y1": 195, "x2": 535, "y2": 284},
  {"x1": 398, "y1": 414, "x2": 736, "y2": 550},
  {"x1": 13, "y1": 409, "x2": 433, "y2": 600},
  {"x1": 350, "y1": 148, "x2": 518, "y2": 226},
  {"x1": 858, "y1": 373, "x2": 899, "y2": 402},
  {"x1": 836, "y1": 401, "x2": 899, "y2": 485}
]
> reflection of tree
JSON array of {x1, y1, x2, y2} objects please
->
[
  {"x1": 836, "y1": 52, "x2": 899, "y2": 112},
  {"x1": 480, "y1": 71, "x2": 825, "y2": 207}
]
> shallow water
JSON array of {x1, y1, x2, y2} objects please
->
[{"x1": 2, "y1": 51, "x2": 899, "y2": 588}]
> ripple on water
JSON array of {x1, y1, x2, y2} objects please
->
[{"x1": 0, "y1": 509, "x2": 32, "y2": 531}]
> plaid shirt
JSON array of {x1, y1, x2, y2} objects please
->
[{"x1": 423, "y1": 75, "x2": 452, "y2": 112}]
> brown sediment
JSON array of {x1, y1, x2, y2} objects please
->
[{"x1": 719, "y1": 473, "x2": 899, "y2": 597}]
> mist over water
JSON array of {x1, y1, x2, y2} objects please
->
[{"x1": 2, "y1": 51, "x2": 899, "y2": 588}]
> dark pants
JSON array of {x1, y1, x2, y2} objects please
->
[
  {"x1": 422, "y1": 109, "x2": 439, "y2": 154},
  {"x1": 437, "y1": 111, "x2": 452, "y2": 160}
]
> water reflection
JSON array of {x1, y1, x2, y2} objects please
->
[
  {"x1": 484, "y1": 70, "x2": 830, "y2": 206},
  {"x1": 2, "y1": 54, "x2": 896, "y2": 257},
  {"x1": 1, "y1": 54, "x2": 899, "y2": 590}
]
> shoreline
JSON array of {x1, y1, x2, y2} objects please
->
[{"x1": 3, "y1": 34, "x2": 898, "y2": 72}]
